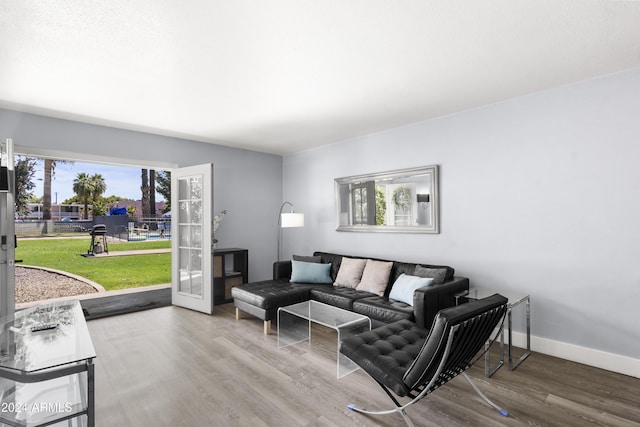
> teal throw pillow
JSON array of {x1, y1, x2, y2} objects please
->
[
  {"x1": 389, "y1": 274, "x2": 434, "y2": 306},
  {"x1": 290, "y1": 260, "x2": 332, "y2": 284}
]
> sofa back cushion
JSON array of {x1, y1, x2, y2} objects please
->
[
  {"x1": 356, "y1": 259, "x2": 394, "y2": 296},
  {"x1": 313, "y1": 251, "x2": 455, "y2": 297},
  {"x1": 290, "y1": 260, "x2": 333, "y2": 284},
  {"x1": 333, "y1": 257, "x2": 367, "y2": 288}
]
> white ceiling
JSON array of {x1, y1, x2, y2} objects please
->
[{"x1": 1, "y1": 1, "x2": 640, "y2": 155}]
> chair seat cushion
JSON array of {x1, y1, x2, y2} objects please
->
[
  {"x1": 231, "y1": 280, "x2": 314, "y2": 310},
  {"x1": 352, "y1": 296, "x2": 415, "y2": 324},
  {"x1": 310, "y1": 286, "x2": 375, "y2": 310},
  {"x1": 340, "y1": 319, "x2": 429, "y2": 397}
]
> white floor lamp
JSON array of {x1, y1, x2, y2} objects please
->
[{"x1": 277, "y1": 201, "x2": 304, "y2": 261}]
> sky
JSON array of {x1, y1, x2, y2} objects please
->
[{"x1": 31, "y1": 160, "x2": 166, "y2": 203}]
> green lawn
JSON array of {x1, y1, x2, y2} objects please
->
[{"x1": 16, "y1": 238, "x2": 172, "y2": 291}]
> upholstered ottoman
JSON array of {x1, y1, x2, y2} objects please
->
[{"x1": 231, "y1": 280, "x2": 315, "y2": 334}]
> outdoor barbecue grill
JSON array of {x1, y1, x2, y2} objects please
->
[{"x1": 87, "y1": 224, "x2": 109, "y2": 255}]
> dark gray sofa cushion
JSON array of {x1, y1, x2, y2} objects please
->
[
  {"x1": 310, "y1": 286, "x2": 375, "y2": 310},
  {"x1": 293, "y1": 254, "x2": 322, "y2": 263},
  {"x1": 414, "y1": 265, "x2": 448, "y2": 284},
  {"x1": 231, "y1": 280, "x2": 314, "y2": 310},
  {"x1": 353, "y1": 296, "x2": 415, "y2": 325}
]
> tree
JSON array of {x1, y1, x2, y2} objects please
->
[
  {"x1": 41, "y1": 159, "x2": 73, "y2": 220},
  {"x1": 90, "y1": 174, "x2": 107, "y2": 203},
  {"x1": 141, "y1": 168, "x2": 150, "y2": 217},
  {"x1": 73, "y1": 173, "x2": 94, "y2": 220},
  {"x1": 156, "y1": 170, "x2": 171, "y2": 213},
  {"x1": 14, "y1": 156, "x2": 37, "y2": 217},
  {"x1": 88, "y1": 174, "x2": 107, "y2": 216},
  {"x1": 91, "y1": 199, "x2": 107, "y2": 216},
  {"x1": 149, "y1": 169, "x2": 156, "y2": 217},
  {"x1": 140, "y1": 169, "x2": 158, "y2": 217},
  {"x1": 43, "y1": 159, "x2": 53, "y2": 220}
]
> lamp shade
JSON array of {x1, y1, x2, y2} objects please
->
[{"x1": 280, "y1": 212, "x2": 304, "y2": 228}]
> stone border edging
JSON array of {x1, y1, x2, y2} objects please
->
[{"x1": 17, "y1": 264, "x2": 106, "y2": 293}]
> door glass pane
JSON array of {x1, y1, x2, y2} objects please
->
[
  {"x1": 190, "y1": 273, "x2": 203, "y2": 297},
  {"x1": 177, "y1": 174, "x2": 204, "y2": 299},
  {"x1": 179, "y1": 200, "x2": 190, "y2": 223},
  {"x1": 190, "y1": 225, "x2": 202, "y2": 248},
  {"x1": 179, "y1": 248, "x2": 190, "y2": 270},
  {"x1": 179, "y1": 225, "x2": 190, "y2": 247},
  {"x1": 190, "y1": 176, "x2": 202, "y2": 199},
  {"x1": 190, "y1": 200, "x2": 202, "y2": 223},
  {"x1": 179, "y1": 270, "x2": 191, "y2": 293},
  {"x1": 190, "y1": 249, "x2": 202, "y2": 271}
]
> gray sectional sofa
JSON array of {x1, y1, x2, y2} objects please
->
[{"x1": 232, "y1": 251, "x2": 469, "y2": 334}]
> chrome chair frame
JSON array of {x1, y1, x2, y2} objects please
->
[{"x1": 341, "y1": 294, "x2": 509, "y2": 427}]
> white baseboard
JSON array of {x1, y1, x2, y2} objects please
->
[{"x1": 509, "y1": 332, "x2": 640, "y2": 379}]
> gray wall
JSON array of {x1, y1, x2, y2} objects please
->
[
  {"x1": 283, "y1": 67, "x2": 640, "y2": 361},
  {"x1": 0, "y1": 109, "x2": 283, "y2": 282}
]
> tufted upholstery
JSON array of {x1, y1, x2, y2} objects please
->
[
  {"x1": 340, "y1": 294, "x2": 508, "y2": 397},
  {"x1": 340, "y1": 320, "x2": 429, "y2": 396},
  {"x1": 231, "y1": 280, "x2": 314, "y2": 310},
  {"x1": 352, "y1": 296, "x2": 414, "y2": 326},
  {"x1": 233, "y1": 251, "x2": 469, "y2": 334},
  {"x1": 310, "y1": 286, "x2": 375, "y2": 310}
]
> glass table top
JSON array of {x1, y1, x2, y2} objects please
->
[
  {"x1": 465, "y1": 287, "x2": 529, "y2": 306},
  {"x1": 279, "y1": 300, "x2": 369, "y2": 329},
  {"x1": 0, "y1": 300, "x2": 96, "y2": 373}
]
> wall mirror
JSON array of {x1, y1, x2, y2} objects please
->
[{"x1": 335, "y1": 165, "x2": 439, "y2": 233}]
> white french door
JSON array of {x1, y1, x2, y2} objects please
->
[{"x1": 171, "y1": 163, "x2": 214, "y2": 314}]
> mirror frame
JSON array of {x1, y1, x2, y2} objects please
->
[{"x1": 335, "y1": 165, "x2": 439, "y2": 234}]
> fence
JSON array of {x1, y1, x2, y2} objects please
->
[
  {"x1": 15, "y1": 220, "x2": 93, "y2": 235},
  {"x1": 15, "y1": 216, "x2": 171, "y2": 242}
]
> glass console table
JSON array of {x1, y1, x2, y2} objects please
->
[
  {"x1": 0, "y1": 300, "x2": 96, "y2": 427},
  {"x1": 457, "y1": 288, "x2": 531, "y2": 377},
  {"x1": 278, "y1": 300, "x2": 371, "y2": 378}
]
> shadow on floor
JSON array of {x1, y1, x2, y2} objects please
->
[{"x1": 81, "y1": 286, "x2": 171, "y2": 320}]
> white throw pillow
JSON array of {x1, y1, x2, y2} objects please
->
[
  {"x1": 333, "y1": 257, "x2": 367, "y2": 288},
  {"x1": 389, "y1": 274, "x2": 434, "y2": 306},
  {"x1": 356, "y1": 259, "x2": 393, "y2": 296}
]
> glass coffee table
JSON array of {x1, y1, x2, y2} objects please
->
[
  {"x1": 0, "y1": 300, "x2": 96, "y2": 427},
  {"x1": 278, "y1": 300, "x2": 371, "y2": 378}
]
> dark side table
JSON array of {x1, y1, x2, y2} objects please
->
[
  {"x1": 0, "y1": 300, "x2": 96, "y2": 426},
  {"x1": 456, "y1": 287, "x2": 531, "y2": 377}
]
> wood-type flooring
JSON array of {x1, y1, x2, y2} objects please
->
[{"x1": 87, "y1": 303, "x2": 640, "y2": 427}]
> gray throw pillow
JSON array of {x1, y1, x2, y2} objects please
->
[
  {"x1": 413, "y1": 265, "x2": 448, "y2": 284},
  {"x1": 293, "y1": 255, "x2": 322, "y2": 263}
]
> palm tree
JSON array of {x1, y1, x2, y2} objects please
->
[
  {"x1": 41, "y1": 159, "x2": 74, "y2": 220},
  {"x1": 149, "y1": 169, "x2": 156, "y2": 217},
  {"x1": 91, "y1": 173, "x2": 107, "y2": 202},
  {"x1": 141, "y1": 169, "x2": 150, "y2": 217},
  {"x1": 73, "y1": 173, "x2": 94, "y2": 219},
  {"x1": 43, "y1": 159, "x2": 53, "y2": 220}
]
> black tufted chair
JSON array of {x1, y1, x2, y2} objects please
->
[{"x1": 339, "y1": 293, "x2": 509, "y2": 426}]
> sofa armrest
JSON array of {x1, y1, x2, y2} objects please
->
[
  {"x1": 413, "y1": 276, "x2": 470, "y2": 329},
  {"x1": 273, "y1": 260, "x2": 292, "y2": 281}
]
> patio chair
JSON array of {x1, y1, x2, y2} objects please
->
[{"x1": 339, "y1": 293, "x2": 509, "y2": 427}]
